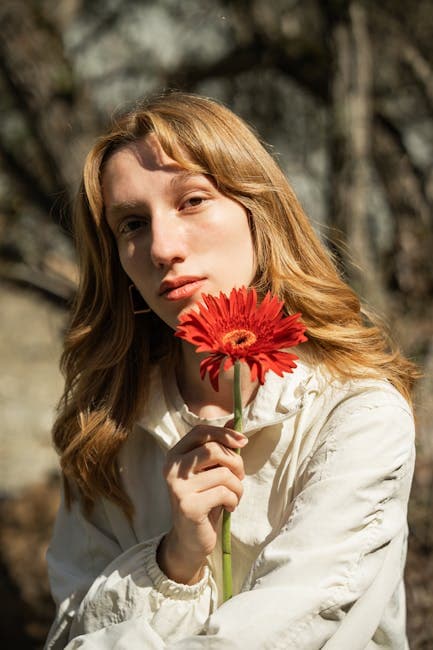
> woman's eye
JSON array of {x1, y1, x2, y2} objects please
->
[
  {"x1": 183, "y1": 196, "x2": 205, "y2": 209},
  {"x1": 119, "y1": 218, "x2": 148, "y2": 235}
]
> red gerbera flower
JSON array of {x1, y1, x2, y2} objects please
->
[{"x1": 175, "y1": 286, "x2": 308, "y2": 391}]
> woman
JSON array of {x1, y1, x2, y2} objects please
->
[{"x1": 45, "y1": 92, "x2": 417, "y2": 649}]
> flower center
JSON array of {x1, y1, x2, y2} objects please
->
[{"x1": 221, "y1": 328, "x2": 257, "y2": 349}]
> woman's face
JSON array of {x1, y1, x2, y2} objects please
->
[{"x1": 102, "y1": 134, "x2": 256, "y2": 330}]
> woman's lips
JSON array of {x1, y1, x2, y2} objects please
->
[{"x1": 163, "y1": 279, "x2": 206, "y2": 301}]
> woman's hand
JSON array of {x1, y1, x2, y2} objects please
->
[{"x1": 157, "y1": 425, "x2": 248, "y2": 585}]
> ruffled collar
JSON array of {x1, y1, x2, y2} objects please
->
[{"x1": 136, "y1": 359, "x2": 325, "y2": 450}]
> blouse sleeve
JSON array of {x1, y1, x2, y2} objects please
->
[
  {"x1": 201, "y1": 392, "x2": 415, "y2": 649},
  {"x1": 57, "y1": 387, "x2": 415, "y2": 650},
  {"x1": 44, "y1": 482, "x2": 123, "y2": 649},
  {"x1": 45, "y1": 483, "x2": 217, "y2": 650}
]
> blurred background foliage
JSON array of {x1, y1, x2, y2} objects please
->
[{"x1": 0, "y1": 0, "x2": 432, "y2": 647}]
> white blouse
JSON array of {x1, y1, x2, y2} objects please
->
[{"x1": 45, "y1": 360, "x2": 415, "y2": 649}]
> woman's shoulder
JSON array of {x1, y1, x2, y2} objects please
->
[
  {"x1": 243, "y1": 358, "x2": 413, "y2": 437},
  {"x1": 287, "y1": 359, "x2": 415, "y2": 451},
  {"x1": 302, "y1": 362, "x2": 415, "y2": 456},
  {"x1": 281, "y1": 362, "x2": 415, "y2": 488},
  {"x1": 298, "y1": 357, "x2": 413, "y2": 415}
]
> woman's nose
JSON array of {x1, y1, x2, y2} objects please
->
[{"x1": 149, "y1": 214, "x2": 187, "y2": 268}]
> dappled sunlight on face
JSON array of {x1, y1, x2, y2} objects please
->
[{"x1": 102, "y1": 135, "x2": 256, "y2": 330}]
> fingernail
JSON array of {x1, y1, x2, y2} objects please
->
[{"x1": 238, "y1": 436, "x2": 248, "y2": 445}]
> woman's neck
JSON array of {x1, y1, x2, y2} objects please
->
[{"x1": 175, "y1": 341, "x2": 259, "y2": 419}]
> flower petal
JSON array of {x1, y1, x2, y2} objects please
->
[{"x1": 175, "y1": 287, "x2": 308, "y2": 391}]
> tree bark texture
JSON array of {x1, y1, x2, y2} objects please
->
[{"x1": 326, "y1": 2, "x2": 387, "y2": 311}]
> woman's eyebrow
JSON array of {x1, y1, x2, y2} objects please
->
[
  {"x1": 105, "y1": 173, "x2": 211, "y2": 224},
  {"x1": 105, "y1": 200, "x2": 148, "y2": 223},
  {"x1": 169, "y1": 170, "x2": 208, "y2": 188}
]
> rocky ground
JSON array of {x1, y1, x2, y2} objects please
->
[{"x1": 0, "y1": 279, "x2": 432, "y2": 649}]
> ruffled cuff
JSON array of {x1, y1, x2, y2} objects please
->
[
  {"x1": 69, "y1": 534, "x2": 217, "y2": 642},
  {"x1": 143, "y1": 534, "x2": 211, "y2": 600}
]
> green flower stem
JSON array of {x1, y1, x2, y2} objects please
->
[{"x1": 222, "y1": 358, "x2": 243, "y2": 602}]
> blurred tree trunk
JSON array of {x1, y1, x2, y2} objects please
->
[
  {"x1": 373, "y1": 115, "x2": 433, "y2": 311},
  {"x1": 325, "y1": 1, "x2": 387, "y2": 311},
  {"x1": 372, "y1": 10, "x2": 433, "y2": 313},
  {"x1": 0, "y1": 0, "x2": 100, "y2": 230}
]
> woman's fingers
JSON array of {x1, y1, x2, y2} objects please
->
[
  {"x1": 164, "y1": 425, "x2": 248, "y2": 482},
  {"x1": 200, "y1": 486, "x2": 239, "y2": 514},
  {"x1": 168, "y1": 424, "x2": 248, "y2": 456},
  {"x1": 190, "y1": 465, "x2": 244, "y2": 500},
  {"x1": 162, "y1": 424, "x2": 247, "y2": 562},
  {"x1": 181, "y1": 441, "x2": 245, "y2": 479},
  {"x1": 181, "y1": 485, "x2": 241, "y2": 519},
  {"x1": 167, "y1": 461, "x2": 244, "y2": 509}
]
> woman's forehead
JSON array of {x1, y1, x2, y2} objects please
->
[
  {"x1": 104, "y1": 134, "x2": 177, "y2": 172},
  {"x1": 133, "y1": 134, "x2": 175, "y2": 170}
]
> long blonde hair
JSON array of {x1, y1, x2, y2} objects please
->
[{"x1": 53, "y1": 91, "x2": 418, "y2": 515}]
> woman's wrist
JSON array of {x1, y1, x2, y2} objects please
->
[{"x1": 157, "y1": 530, "x2": 206, "y2": 585}]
